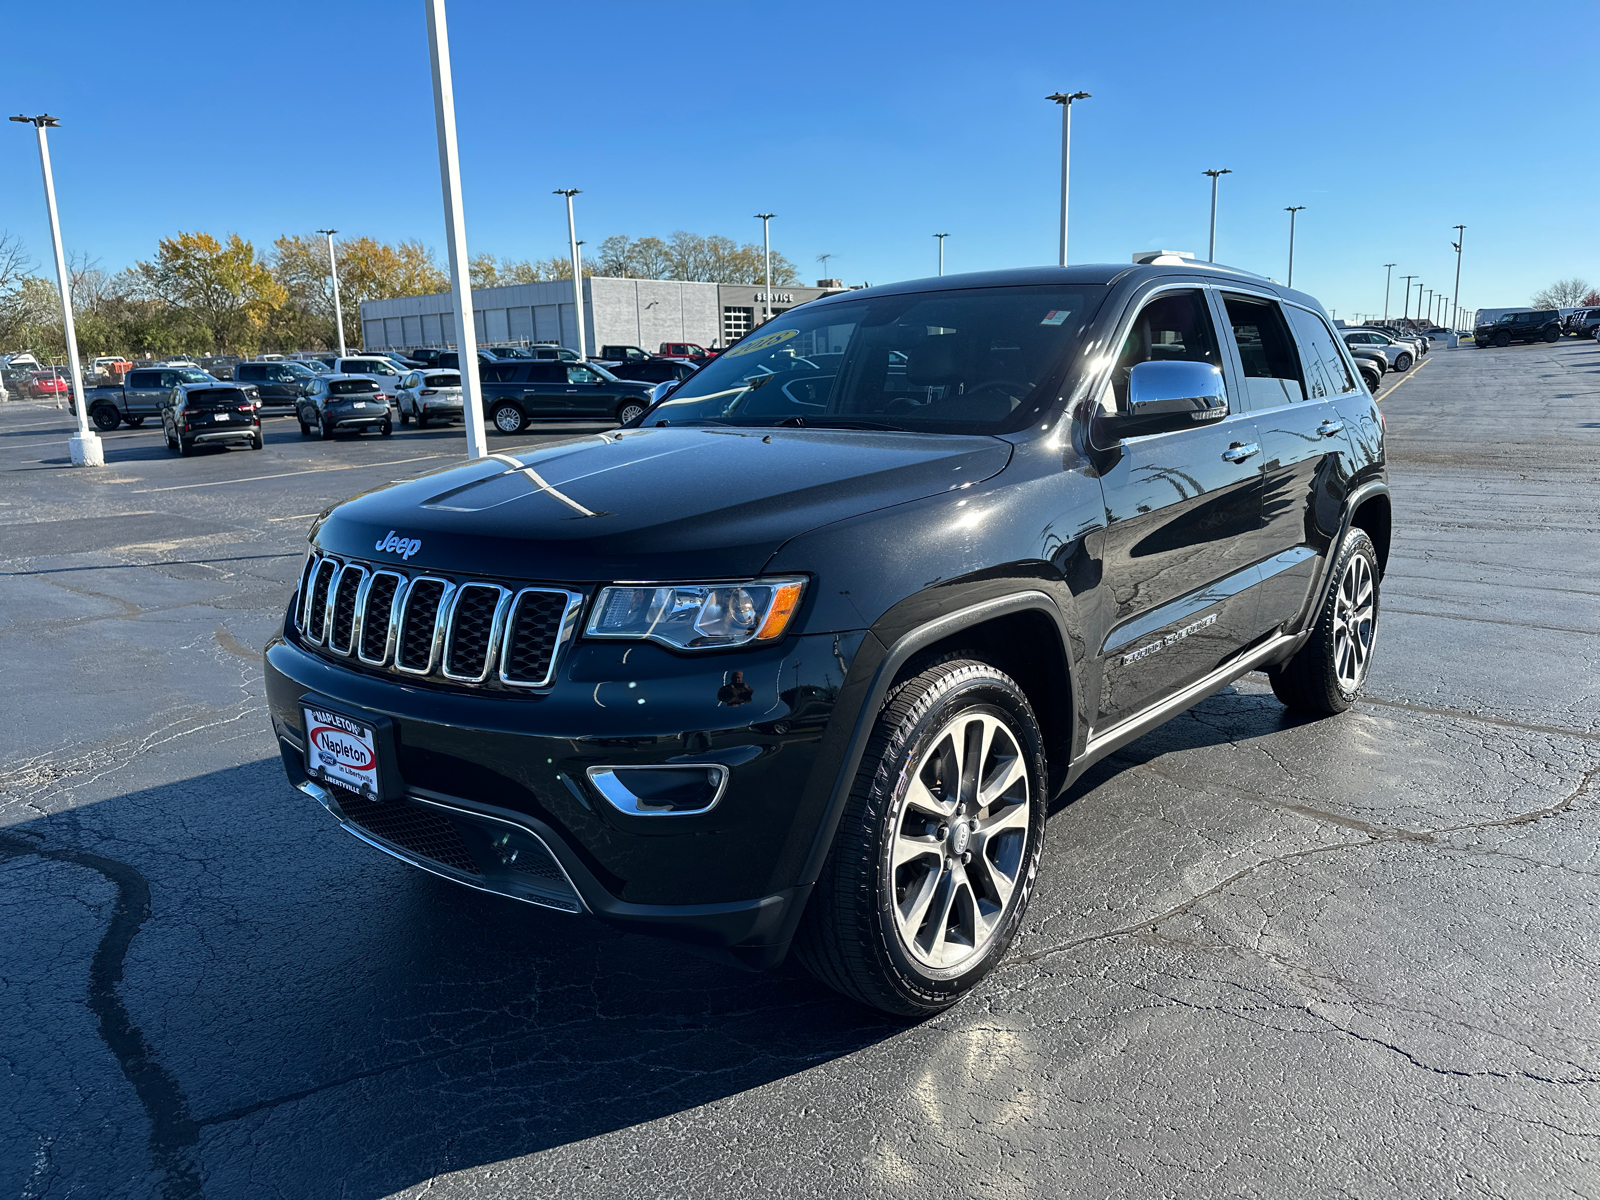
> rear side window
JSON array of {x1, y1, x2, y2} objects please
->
[
  {"x1": 128, "y1": 370, "x2": 159, "y2": 388},
  {"x1": 524, "y1": 363, "x2": 563, "y2": 383},
  {"x1": 479, "y1": 363, "x2": 519, "y2": 383},
  {"x1": 1222, "y1": 294, "x2": 1304, "y2": 408},
  {"x1": 1110, "y1": 289, "x2": 1222, "y2": 410},
  {"x1": 1286, "y1": 308, "x2": 1358, "y2": 399}
]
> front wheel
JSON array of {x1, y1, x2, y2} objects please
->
[
  {"x1": 399, "y1": 404, "x2": 411, "y2": 426},
  {"x1": 794, "y1": 659, "x2": 1047, "y2": 1016},
  {"x1": 1268, "y1": 528, "x2": 1380, "y2": 715},
  {"x1": 1392, "y1": 352, "x2": 1412, "y2": 372},
  {"x1": 1495, "y1": 332, "x2": 1511, "y2": 347},
  {"x1": 490, "y1": 401, "x2": 526, "y2": 435},
  {"x1": 90, "y1": 406, "x2": 121, "y2": 432}
]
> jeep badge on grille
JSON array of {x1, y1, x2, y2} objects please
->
[{"x1": 374, "y1": 531, "x2": 422, "y2": 560}]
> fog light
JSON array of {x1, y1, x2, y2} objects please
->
[{"x1": 586, "y1": 764, "x2": 729, "y2": 816}]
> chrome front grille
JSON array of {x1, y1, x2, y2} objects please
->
[{"x1": 296, "y1": 552, "x2": 581, "y2": 691}]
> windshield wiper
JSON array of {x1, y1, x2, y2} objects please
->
[{"x1": 776, "y1": 417, "x2": 900, "y2": 431}]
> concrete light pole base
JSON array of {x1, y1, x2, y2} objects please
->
[{"x1": 68, "y1": 431, "x2": 104, "y2": 467}]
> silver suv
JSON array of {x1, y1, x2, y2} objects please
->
[{"x1": 1340, "y1": 328, "x2": 1415, "y2": 372}]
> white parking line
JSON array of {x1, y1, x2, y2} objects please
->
[
  {"x1": 130, "y1": 452, "x2": 459, "y2": 494},
  {"x1": 1375, "y1": 353, "x2": 1434, "y2": 403}
]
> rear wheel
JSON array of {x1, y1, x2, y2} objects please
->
[
  {"x1": 123, "y1": 415, "x2": 146, "y2": 429},
  {"x1": 1268, "y1": 528, "x2": 1380, "y2": 715},
  {"x1": 1543, "y1": 327, "x2": 1560, "y2": 343},
  {"x1": 1392, "y1": 352, "x2": 1412, "y2": 372},
  {"x1": 415, "y1": 412, "x2": 429, "y2": 429},
  {"x1": 250, "y1": 429, "x2": 263, "y2": 450},
  {"x1": 320, "y1": 418, "x2": 336, "y2": 440},
  {"x1": 177, "y1": 436, "x2": 194, "y2": 457},
  {"x1": 1358, "y1": 366, "x2": 1382, "y2": 395},
  {"x1": 380, "y1": 420, "x2": 392, "y2": 437},
  {"x1": 491, "y1": 401, "x2": 526, "y2": 435},
  {"x1": 795, "y1": 659, "x2": 1047, "y2": 1016}
]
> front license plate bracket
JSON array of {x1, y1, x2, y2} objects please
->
[{"x1": 299, "y1": 693, "x2": 407, "y2": 802}]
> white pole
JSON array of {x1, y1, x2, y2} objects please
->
[
  {"x1": 425, "y1": 0, "x2": 487, "y2": 460},
  {"x1": 557, "y1": 191, "x2": 586, "y2": 359},
  {"x1": 318, "y1": 229, "x2": 347, "y2": 357},
  {"x1": 22, "y1": 118, "x2": 100, "y2": 466},
  {"x1": 1059, "y1": 103, "x2": 1071, "y2": 266},
  {"x1": 755, "y1": 213, "x2": 775, "y2": 323},
  {"x1": 935, "y1": 232, "x2": 947, "y2": 276}
]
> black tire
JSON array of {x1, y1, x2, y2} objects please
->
[
  {"x1": 166, "y1": 426, "x2": 180, "y2": 453},
  {"x1": 1268, "y1": 528, "x2": 1380, "y2": 715},
  {"x1": 616, "y1": 399, "x2": 646, "y2": 425},
  {"x1": 90, "y1": 406, "x2": 121, "y2": 432},
  {"x1": 123, "y1": 415, "x2": 145, "y2": 429},
  {"x1": 1359, "y1": 367, "x2": 1381, "y2": 395},
  {"x1": 177, "y1": 436, "x2": 193, "y2": 457},
  {"x1": 1392, "y1": 352, "x2": 1412, "y2": 372},
  {"x1": 794, "y1": 658, "x2": 1047, "y2": 1017},
  {"x1": 380, "y1": 420, "x2": 392, "y2": 437},
  {"x1": 490, "y1": 401, "x2": 526, "y2": 435},
  {"x1": 320, "y1": 418, "x2": 336, "y2": 440},
  {"x1": 1495, "y1": 332, "x2": 1511, "y2": 347},
  {"x1": 415, "y1": 413, "x2": 428, "y2": 429},
  {"x1": 399, "y1": 404, "x2": 411, "y2": 426},
  {"x1": 250, "y1": 429, "x2": 263, "y2": 450},
  {"x1": 1543, "y1": 328, "x2": 1560, "y2": 343}
]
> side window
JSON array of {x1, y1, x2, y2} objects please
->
[
  {"x1": 1109, "y1": 289, "x2": 1222, "y2": 409},
  {"x1": 128, "y1": 370, "x2": 157, "y2": 388},
  {"x1": 479, "y1": 363, "x2": 518, "y2": 383},
  {"x1": 1286, "y1": 308, "x2": 1358, "y2": 399},
  {"x1": 1221, "y1": 294, "x2": 1304, "y2": 408},
  {"x1": 567, "y1": 366, "x2": 599, "y2": 384},
  {"x1": 524, "y1": 363, "x2": 561, "y2": 383},
  {"x1": 159, "y1": 371, "x2": 180, "y2": 389}
]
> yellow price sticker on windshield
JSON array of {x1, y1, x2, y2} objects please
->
[{"x1": 723, "y1": 327, "x2": 800, "y2": 358}]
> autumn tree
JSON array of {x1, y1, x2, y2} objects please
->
[
  {"x1": 1530, "y1": 278, "x2": 1593, "y2": 309},
  {"x1": 270, "y1": 234, "x2": 446, "y2": 350},
  {"x1": 136, "y1": 232, "x2": 285, "y2": 353}
]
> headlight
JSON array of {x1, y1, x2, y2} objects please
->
[{"x1": 586, "y1": 577, "x2": 805, "y2": 649}]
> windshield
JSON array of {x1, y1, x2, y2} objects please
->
[
  {"x1": 573, "y1": 362, "x2": 620, "y2": 383},
  {"x1": 649, "y1": 284, "x2": 1105, "y2": 434},
  {"x1": 177, "y1": 369, "x2": 215, "y2": 383},
  {"x1": 282, "y1": 361, "x2": 318, "y2": 376}
]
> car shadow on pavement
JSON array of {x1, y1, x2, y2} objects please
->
[{"x1": 0, "y1": 758, "x2": 901, "y2": 1199}]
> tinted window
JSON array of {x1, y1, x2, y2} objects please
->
[
  {"x1": 235, "y1": 363, "x2": 260, "y2": 381},
  {"x1": 1222, "y1": 294, "x2": 1304, "y2": 408},
  {"x1": 328, "y1": 379, "x2": 380, "y2": 395},
  {"x1": 1110, "y1": 289, "x2": 1221, "y2": 409},
  {"x1": 1286, "y1": 307, "x2": 1359, "y2": 399},
  {"x1": 567, "y1": 366, "x2": 601, "y2": 384},
  {"x1": 128, "y1": 370, "x2": 160, "y2": 388},
  {"x1": 479, "y1": 363, "x2": 519, "y2": 383},
  {"x1": 184, "y1": 388, "x2": 244, "y2": 410},
  {"x1": 423, "y1": 373, "x2": 460, "y2": 388}
]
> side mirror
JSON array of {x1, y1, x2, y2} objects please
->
[{"x1": 1102, "y1": 361, "x2": 1228, "y2": 441}]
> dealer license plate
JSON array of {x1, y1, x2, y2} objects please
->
[
  {"x1": 303, "y1": 706, "x2": 380, "y2": 798},
  {"x1": 212, "y1": 413, "x2": 231, "y2": 422}
]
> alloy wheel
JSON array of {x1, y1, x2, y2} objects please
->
[
  {"x1": 1332, "y1": 552, "x2": 1376, "y2": 692},
  {"x1": 889, "y1": 710, "x2": 1032, "y2": 971}
]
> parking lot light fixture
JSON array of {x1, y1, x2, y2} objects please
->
[
  {"x1": 10, "y1": 113, "x2": 100, "y2": 466},
  {"x1": 554, "y1": 191, "x2": 586, "y2": 358},
  {"x1": 934, "y1": 233, "x2": 948, "y2": 276},
  {"x1": 1451, "y1": 226, "x2": 1465, "y2": 333},
  {"x1": 316, "y1": 229, "x2": 346, "y2": 358},
  {"x1": 1400, "y1": 274, "x2": 1417, "y2": 321},
  {"x1": 1046, "y1": 91, "x2": 1089, "y2": 266},
  {"x1": 1284, "y1": 206, "x2": 1306, "y2": 287},
  {"x1": 1203, "y1": 169, "x2": 1232, "y2": 262},
  {"x1": 1414, "y1": 282, "x2": 1424, "y2": 324},
  {"x1": 424, "y1": 0, "x2": 488, "y2": 460},
  {"x1": 1382, "y1": 264, "x2": 1396, "y2": 321},
  {"x1": 755, "y1": 214, "x2": 775, "y2": 323}
]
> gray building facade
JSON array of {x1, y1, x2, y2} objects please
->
[{"x1": 358, "y1": 277, "x2": 840, "y2": 357}]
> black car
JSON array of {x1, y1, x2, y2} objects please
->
[
  {"x1": 479, "y1": 360, "x2": 655, "y2": 432},
  {"x1": 599, "y1": 344, "x2": 653, "y2": 363},
  {"x1": 264, "y1": 263, "x2": 1389, "y2": 1016},
  {"x1": 607, "y1": 358, "x2": 699, "y2": 385},
  {"x1": 1476, "y1": 309, "x2": 1562, "y2": 347},
  {"x1": 161, "y1": 381, "x2": 262, "y2": 455},
  {"x1": 296, "y1": 375, "x2": 394, "y2": 439},
  {"x1": 233, "y1": 360, "x2": 320, "y2": 409}
]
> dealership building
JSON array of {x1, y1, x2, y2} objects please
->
[{"x1": 358, "y1": 277, "x2": 846, "y2": 357}]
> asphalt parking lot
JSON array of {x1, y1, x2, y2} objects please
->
[{"x1": 3, "y1": 344, "x2": 1597, "y2": 1200}]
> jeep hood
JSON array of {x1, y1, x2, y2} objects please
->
[{"x1": 313, "y1": 426, "x2": 1012, "y2": 581}]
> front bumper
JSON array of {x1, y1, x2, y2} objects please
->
[{"x1": 264, "y1": 621, "x2": 865, "y2": 966}]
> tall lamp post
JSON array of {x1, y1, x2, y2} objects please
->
[
  {"x1": 934, "y1": 232, "x2": 948, "y2": 276},
  {"x1": 316, "y1": 228, "x2": 346, "y2": 357},
  {"x1": 1046, "y1": 91, "x2": 1090, "y2": 267},
  {"x1": 1203, "y1": 168, "x2": 1232, "y2": 262},
  {"x1": 1382, "y1": 263, "x2": 1396, "y2": 321},
  {"x1": 1400, "y1": 274, "x2": 1417, "y2": 321},
  {"x1": 554, "y1": 190, "x2": 586, "y2": 359},
  {"x1": 10, "y1": 114, "x2": 100, "y2": 466},
  {"x1": 754, "y1": 213, "x2": 775, "y2": 323},
  {"x1": 1414, "y1": 282, "x2": 1424, "y2": 325},
  {"x1": 424, "y1": 0, "x2": 487, "y2": 459},
  {"x1": 1284, "y1": 205, "x2": 1306, "y2": 287},
  {"x1": 1450, "y1": 225, "x2": 1465, "y2": 332}
]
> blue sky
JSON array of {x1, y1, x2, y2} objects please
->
[{"x1": 2, "y1": 0, "x2": 1592, "y2": 323}]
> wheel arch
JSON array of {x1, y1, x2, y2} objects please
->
[{"x1": 1348, "y1": 488, "x2": 1392, "y2": 576}]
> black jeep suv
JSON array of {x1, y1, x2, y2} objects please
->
[
  {"x1": 1477, "y1": 309, "x2": 1562, "y2": 347},
  {"x1": 264, "y1": 263, "x2": 1389, "y2": 1016}
]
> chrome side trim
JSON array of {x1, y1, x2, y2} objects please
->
[
  {"x1": 498, "y1": 588, "x2": 585, "y2": 689},
  {"x1": 1084, "y1": 632, "x2": 1299, "y2": 760},
  {"x1": 392, "y1": 577, "x2": 455, "y2": 676},
  {"x1": 441, "y1": 584, "x2": 513, "y2": 683},
  {"x1": 586, "y1": 764, "x2": 730, "y2": 816},
  {"x1": 356, "y1": 570, "x2": 406, "y2": 666}
]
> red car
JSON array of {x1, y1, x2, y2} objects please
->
[
  {"x1": 29, "y1": 371, "x2": 71, "y2": 398},
  {"x1": 658, "y1": 342, "x2": 719, "y2": 362}
]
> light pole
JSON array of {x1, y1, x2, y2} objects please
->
[
  {"x1": 1284, "y1": 206, "x2": 1306, "y2": 287},
  {"x1": 1046, "y1": 91, "x2": 1089, "y2": 267},
  {"x1": 754, "y1": 213, "x2": 775, "y2": 323},
  {"x1": 1400, "y1": 274, "x2": 1417, "y2": 321},
  {"x1": 554, "y1": 190, "x2": 586, "y2": 359},
  {"x1": 424, "y1": 0, "x2": 487, "y2": 459},
  {"x1": 316, "y1": 228, "x2": 346, "y2": 357},
  {"x1": 10, "y1": 114, "x2": 100, "y2": 466},
  {"x1": 934, "y1": 232, "x2": 948, "y2": 276},
  {"x1": 1382, "y1": 263, "x2": 1396, "y2": 321},
  {"x1": 1414, "y1": 282, "x2": 1424, "y2": 325},
  {"x1": 1451, "y1": 225, "x2": 1465, "y2": 332},
  {"x1": 817, "y1": 252, "x2": 832, "y2": 280},
  {"x1": 1203, "y1": 168, "x2": 1232, "y2": 261}
]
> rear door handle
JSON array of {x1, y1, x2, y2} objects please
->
[
  {"x1": 1222, "y1": 442, "x2": 1259, "y2": 463},
  {"x1": 1317, "y1": 419, "x2": 1345, "y2": 437}
]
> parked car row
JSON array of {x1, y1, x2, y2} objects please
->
[{"x1": 1339, "y1": 326, "x2": 1428, "y2": 376}]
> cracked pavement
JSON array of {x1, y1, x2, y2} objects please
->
[{"x1": 2, "y1": 342, "x2": 1597, "y2": 1199}]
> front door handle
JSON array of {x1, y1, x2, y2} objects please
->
[
  {"x1": 1317, "y1": 419, "x2": 1345, "y2": 437},
  {"x1": 1222, "y1": 442, "x2": 1260, "y2": 463}
]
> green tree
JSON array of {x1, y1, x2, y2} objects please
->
[{"x1": 136, "y1": 232, "x2": 285, "y2": 354}]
